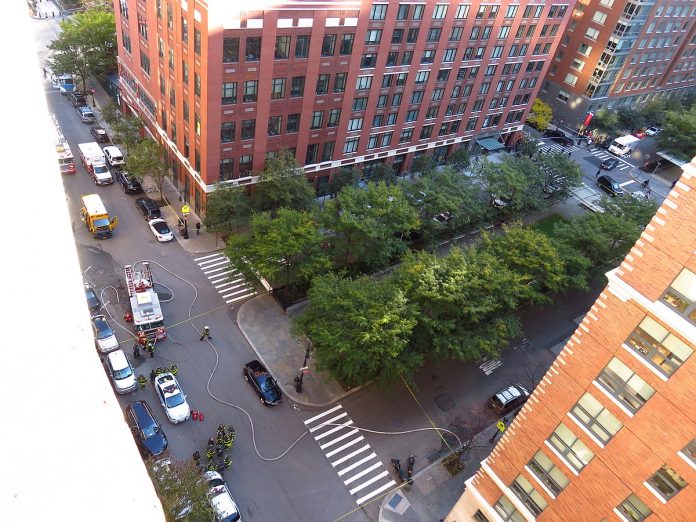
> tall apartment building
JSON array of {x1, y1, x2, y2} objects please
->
[
  {"x1": 541, "y1": 0, "x2": 696, "y2": 129},
  {"x1": 114, "y1": 0, "x2": 573, "y2": 213},
  {"x1": 448, "y1": 159, "x2": 696, "y2": 521}
]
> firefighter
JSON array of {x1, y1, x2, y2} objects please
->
[
  {"x1": 207, "y1": 461, "x2": 217, "y2": 472},
  {"x1": 217, "y1": 424, "x2": 225, "y2": 438},
  {"x1": 216, "y1": 430, "x2": 224, "y2": 446},
  {"x1": 223, "y1": 432, "x2": 233, "y2": 449},
  {"x1": 132, "y1": 344, "x2": 140, "y2": 358},
  {"x1": 223, "y1": 455, "x2": 232, "y2": 469},
  {"x1": 216, "y1": 444, "x2": 224, "y2": 458},
  {"x1": 170, "y1": 364, "x2": 178, "y2": 376},
  {"x1": 199, "y1": 326, "x2": 211, "y2": 341},
  {"x1": 149, "y1": 369, "x2": 156, "y2": 384},
  {"x1": 145, "y1": 340, "x2": 155, "y2": 358},
  {"x1": 137, "y1": 374, "x2": 147, "y2": 389},
  {"x1": 208, "y1": 437, "x2": 215, "y2": 449},
  {"x1": 137, "y1": 331, "x2": 147, "y2": 345},
  {"x1": 192, "y1": 450, "x2": 201, "y2": 463},
  {"x1": 155, "y1": 366, "x2": 163, "y2": 376},
  {"x1": 205, "y1": 447, "x2": 215, "y2": 461}
]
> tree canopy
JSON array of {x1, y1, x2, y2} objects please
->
[
  {"x1": 127, "y1": 139, "x2": 168, "y2": 201},
  {"x1": 146, "y1": 459, "x2": 215, "y2": 522},
  {"x1": 250, "y1": 150, "x2": 316, "y2": 213},
  {"x1": 527, "y1": 98, "x2": 553, "y2": 131},
  {"x1": 657, "y1": 105, "x2": 696, "y2": 160},
  {"x1": 203, "y1": 185, "x2": 253, "y2": 237}
]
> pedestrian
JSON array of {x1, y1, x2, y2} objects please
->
[
  {"x1": 133, "y1": 344, "x2": 140, "y2": 358},
  {"x1": 208, "y1": 437, "x2": 215, "y2": 448},
  {"x1": 641, "y1": 179, "x2": 650, "y2": 189},
  {"x1": 567, "y1": 151, "x2": 572, "y2": 158},
  {"x1": 155, "y1": 366, "x2": 163, "y2": 376},
  {"x1": 200, "y1": 326, "x2": 211, "y2": 341},
  {"x1": 146, "y1": 340, "x2": 155, "y2": 357},
  {"x1": 193, "y1": 450, "x2": 201, "y2": 463},
  {"x1": 170, "y1": 364, "x2": 178, "y2": 376},
  {"x1": 196, "y1": 221, "x2": 201, "y2": 235},
  {"x1": 587, "y1": 138, "x2": 593, "y2": 148},
  {"x1": 217, "y1": 430, "x2": 225, "y2": 446},
  {"x1": 596, "y1": 168, "x2": 601, "y2": 179},
  {"x1": 137, "y1": 374, "x2": 147, "y2": 389},
  {"x1": 207, "y1": 461, "x2": 216, "y2": 471},
  {"x1": 206, "y1": 447, "x2": 215, "y2": 461},
  {"x1": 224, "y1": 432, "x2": 233, "y2": 449},
  {"x1": 223, "y1": 455, "x2": 232, "y2": 469},
  {"x1": 149, "y1": 369, "x2": 156, "y2": 383},
  {"x1": 646, "y1": 187, "x2": 652, "y2": 196},
  {"x1": 216, "y1": 445, "x2": 224, "y2": 458}
]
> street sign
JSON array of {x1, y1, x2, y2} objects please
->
[
  {"x1": 497, "y1": 421, "x2": 506, "y2": 432},
  {"x1": 182, "y1": 204, "x2": 190, "y2": 216}
]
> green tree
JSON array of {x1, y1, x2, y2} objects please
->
[
  {"x1": 322, "y1": 182, "x2": 419, "y2": 271},
  {"x1": 203, "y1": 185, "x2": 253, "y2": 237},
  {"x1": 225, "y1": 209, "x2": 331, "y2": 290},
  {"x1": 250, "y1": 150, "x2": 315, "y2": 213},
  {"x1": 410, "y1": 155, "x2": 437, "y2": 177},
  {"x1": 368, "y1": 163, "x2": 397, "y2": 185},
  {"x1": 326, "y1": 167, "x2": 362, "y2": 199},
  {"x1": 641, "y1": 100, "x2": 667, "y2": 126},
  {"x1": 617, "y1": 107, "x2": 645, "y2": 133},
  {"x1": 127, "y1": 139, "x2": 169, "y2": 201},
  {"x1": 479, "y1": 224, "x2": 567, "y2": 304},
  {"x1": 515, "y1": 137, "x2": 538, "y2": 159},
  {"x1": 293, "y1": 273, "x2": 420, "y2": 386},
  {"x1": 110, "y1": 113, "x2": 144, "y2": 153},
  {"x1": 48, "y1": 10, "x2": 116, "y2": 91},
  {"x1": 657, "y1": 106, "x2": 696, "y2": 159},
  {"x1": 395, "y1": 248, "x2": 525, "y2": 362},
  {"x1": 478, "y1": 156, "x2": 545, "y2": 215},
  {"x1": 591, "y1": 110, "x2": 620, "y2": 136},
  {"x1": 526, "y1": 98, "x2": 553, "y2": 131},
  {"x1": 146, "y1": 459, "x2": 215, "y2": 522},
  {"x1": 536, "y1": 152, "x2": 584, "y2": 202},
  {"x1": 446, "y1": 146, "x2": 471, "y2": 173}
]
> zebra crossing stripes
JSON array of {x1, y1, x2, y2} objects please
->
[
  {"x1": 536, "y1": 140, "x2": 580, "y2": 154},
  {"x1": 194, "y1": 252, "x2": 257, "y2": 304},
  {"x1": 589, "y1": 149, "x2": 632, "y2": 170},
  {"x1": 477, "y1": 357, "x2": 503, "y2": 375},
  {"x1": 304, "y1": 405, "x2": 396, "y2": 505}
]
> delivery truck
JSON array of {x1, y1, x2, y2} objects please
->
[
  {"x1": 608, "y1": 135, "x2": 640, "y2": 157},
  {"x1": 78, "y1": 142, "x2": 113, "y2": 185},
  {"x1": 80, "y1": 194, "x2": 119, "y2": 239}
]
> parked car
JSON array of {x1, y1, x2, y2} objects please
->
[
  {"x1": 135, "y1": 197, "x2": 162, "y2": 220},
  {"x1": 90, "y1": 125, "x2": 109, "y2": 143},
  {"x1": 105, "y1": 349, "x2": 137, "y2": 394},
  {"x1": 84, "y1": 282, "x2": 101, "y2": 314},
  {"x1": 125, "y1": 400, "x2": 168, "y2": 457},
  {"x1": 77, "y1": 106, "x2": 96, "y2": 124},
  {"x1": 433, "y1": 211, "x2": 452, "y2": 224},
  {"x1": 243, "y1": 360, "x2": 282, "y2": 406},
  {"x1": 488, "y1": 384, "x2": 530, "y2": 414},
  {"x1": 632, "y1": 130, "x2": 647, "y2": 139},
  {"x1": 154, "y1": 372, "x2": 190, "y2": 424},
  {"x1": 68, "y1": 91, "x2": 87, "y2": 108},
  {"x1": 601, "y1": 158, "x2": 620, "y2": 171},
  {"x1": 597, "y1": 175, "x2": 624, "y2": 197},
  {"x1": 543, "y1": 130, "x2": 574, "y2": 147},
  {"x1": 115, "y1": 170, "x2": 144, "y2": 194},
  {"x1": 90, "y1": 163, "x2": 113, "y2": 185},
  {"x1": 103, "y1": 145, "x2": 126, "y2": 169},
  {"x1": 204, "y1": 471, "x2": 242, "y2": 522},
  {"x1": 91, "y1": 314, "x2": 119, "y2": 353},
  {"x1": 148, "y1": 218, "x2": 174, "y2": 242},
  {"x1": 645, "y1": 126, "x2": 662, "y2": 136}
]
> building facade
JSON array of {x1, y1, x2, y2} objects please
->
[
  {"x1": 541, "y1": 0, "x2": 696, "y2": 130},
  {"x1": 448, "y1": 157, "x2": 696, "y2": 521},
  {"x1": 114, "y1": 0, "x2": 573, "y2": 213}
]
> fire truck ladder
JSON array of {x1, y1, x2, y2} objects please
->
[
  {"x1": 124, "y1": 264, "x2": 136, "y2": 297},
  {"x1": 142, "y1": 262, "x2": 153, "y2": 286}
]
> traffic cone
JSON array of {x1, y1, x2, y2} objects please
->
[
  {"x1": 198, "y1": 411, "x2": 204, "y2": 421},
  {"x1": 192, "y1": 410, "x2": 198, "y2": 421}
]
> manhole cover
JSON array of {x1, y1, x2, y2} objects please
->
[{"x1": 434, "y1": 393, "x2": 455, "y2": 412}]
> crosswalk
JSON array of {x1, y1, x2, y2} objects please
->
[
  {"x1": 477, "y1": 357, "x2": 503, "y2": 376},
  {"x1": 304, "y1": 404, "x2": 396, "y2": 506},
  {"x1": 194, "y1": 252, "x2": 257, "y2": 304},
  {"x1": 588, "y1": 148, "x2": 632, "y2": 170},
  {"x1": 536, "y1": 140, "x2": 581, "y2": 155}
]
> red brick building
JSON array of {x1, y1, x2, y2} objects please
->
[
  {"x1": 540, "y1": 0, "x2": 696, "y2": 130},
  {"x1": 447, "y1": 158, "x2": 696, "y2": 521},
  {"x1": 114, "y1": 0, "x2": 573, "y2": 213}
]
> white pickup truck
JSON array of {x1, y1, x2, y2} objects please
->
[{"x1": 78, "y1": 142, "x2": 113, "y2": 185}]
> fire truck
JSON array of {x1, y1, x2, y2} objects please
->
[
  {"x1": 51, "y1": 113, "x2": 76, "y2": 174},
  {"x1": 125, "y1": 263, "x2": 166, "y2": 341}
]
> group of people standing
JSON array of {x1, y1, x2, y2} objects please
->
[{"x1": 192, "y1": 424, "x2": 236, "y2": 474}]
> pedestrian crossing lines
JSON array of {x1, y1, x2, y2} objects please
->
[
  {"x1": 536, "y1": 140, "x2": 580, "y2": 154},
  {"x1": 194, "y1": 252, "x2": 257, "y2": 304},
  {"x1": 304, "y1": 404, "x2": 396, "y2": 506},
  {"x1": 477, "y1": 357, "x2": 503, "y2": 375},
  {"x1": 589, "y1": 149, "x2": 631, "y2": 170}
]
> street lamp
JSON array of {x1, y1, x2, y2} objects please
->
[{"x1": 294, "y1": 342, "x2": 312, "y2": 393}]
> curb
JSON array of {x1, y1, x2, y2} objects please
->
[{"x1": 235, "y1": 295, "x2": 363, "y2": 409}]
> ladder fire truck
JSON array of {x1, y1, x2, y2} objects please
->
[{"x1": 125, "y1": 263, "x2": 166, "y2": 341}]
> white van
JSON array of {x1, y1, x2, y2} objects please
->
[
  {"x1": 608, "y1": 135, "x2": 640, "y2": 156},
  {"x1": 106, "y1": 350, "x2": 137, "y2": 394},
  {"x1": 103, "y1": 146, "x2": 125, "y2": 168}
]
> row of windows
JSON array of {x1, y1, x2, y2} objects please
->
[{"x1": 371, "y1": 3, "x2": 567, "y2": 22}]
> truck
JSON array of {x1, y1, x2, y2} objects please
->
[
  {"x1": 80, "y1": 194, "x2": 119, "y2": 239},
  {"x1": 125, "y1": 263, "x2": 166, "y2": 341},
  {"x1": 608, "y1": 135, "x2": 640, "y2": 157},
  {"x1": 54, "y1": 73, "x2": 76, "y2": 95},
  {"x1": 78, "y1": 142, "x2": 113, "y2": 185}
]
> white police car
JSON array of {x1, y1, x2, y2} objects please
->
[{"x1": 154, "y1": 372, "x2": 190, "y2": 424}]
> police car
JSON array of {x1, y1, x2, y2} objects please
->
[{"x1": 154, "y1": 372, "x2": 190, "y2": 424}]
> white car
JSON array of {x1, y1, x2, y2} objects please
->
[
  {"x1": 645, "y1": 126, "x2": 662, "y2": 136},
  {"x1": 105, "y1": 350, "x2": 137, "y2": 394},
  {"x1": 154, "y1": 372, "x2": 190, "y2": 423},
  {"x1": 148, "y1": 218, "x2": 174, "y2": 242},
  {"x1": 204, "y1": 471, "x2": 242, "y2": 522},
  {"x1": 91, "y1": 315, "x2": 119, "y2": 353}
]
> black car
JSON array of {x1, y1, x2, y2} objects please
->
[
  {"x1": 68, "y1": 91, "x2": 87, "y2": 108},
  {"x1": 90, "y1": 125, "x2": 109, "y2": 143},
  {"x1": 84, "y1": 282, "x2": 100, "y2": 314},
  {"x1": 116, "y1": 170, "x2": 144, "y2": 194},
  {"x1": 488, "y1": 384, "x2": 530, "y2": 414},
  {"x1": 597, "y1": 175, "x2": 624, "y2": 197},
  {"x1": 135, "y1": 197, "x2": 162, "y2": 220},
  {"x1": 125, "y1": 400, "x2": 168, "y2": 457},
  {"x1": 543, "y1": 130, "x2": 574, "y2": 147},
  {"x1": 601, "y1": 158, "x2": 620, "y2": 171},
  {"x1": 243, "y1": 360, "x2": 283, "y2": 406}
]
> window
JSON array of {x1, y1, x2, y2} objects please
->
[
  {"x1": 386, "y1": 52, "x2": 398, "y2": 66},
  {"x1": 340, "y1": 34, "x2": 355, "y2": 55},
  {"x1": 499, "y1": 26, "x2": 511, "y2": 39},
  {"x1": 479, "y1": 82, "x2": 490, "y2": 94},
  {"x1": 396, "y1": 73, "x2": 408, "y2": 86},
  {"x1": 140, "y1": 51, "x2": 151, "y2": 75},
  {"x1": 647, "y1": 466, "x2": 687, "y2": 500},
  {"x1": 473, "y1": 511, "x2": 490, "y2": 522},
  {"x1": 411, "y1": 90, "x2": 424, "y2": 103},
  {"x1": 437, "y1": 69, "x2": 450, "y2": 82},
  {"x1": 407, "y1": 28, "x2": 419, "y2": 43},
  {"x1": 246, "y1": 37, "x2": 261, "y2": 61},
  {"x1": 627, "y1": 316, "x2": 693, "y2": 376},
  {"x1": 344, "y1": 138, "x2": 359, "y2": 153},
  {"x1": 466, "y1": 117, "x2": 478, "y2": 130},
  {"x1": 286, "y1": 113, "x2": 300, "y2": 133},
  {"x1": 305, "y1": 143, "x2": 318, "y2": 164},
  {"x1": 432, "y1": 4, "x2": 447, "y2": 19},
  {"x1": 471, "y1": 26, "x2": 480, "y2": 39},
  {"x1": 405, "y1": 110, "x2": 418, "y2": 122},
  {"x1": 222, "y1": 82, "x2": 237, "y2": 104},
  {"x1": 241, "y1": 119, "x2": 255, "y2": 140},
  {"x1": 356, "y1": 76, "x2": 373, "y2": 90},
  {"x1": 476, "y1": 5, "x2": 486, "y2": 19},
  {"x1": 239, "y1": 155, "x2": 252, "y2": 175},
  {"x1": 386, "y1": 113, "x2": 397, "y2": 125},
  {"x1": 392, "y1": 29, "x2": 404, "y2": 44},
  {"x1": 510, "y1": 475, "x2": 548, "y2": 516},
  {"x1": 579, "y1": 43, "x2": 593, "y2": 56},
  {"x1": 494, "y1": 496, "x2": 524, "y2": 522},
  {"x1": 321, "y1": 34, "x2": 336, "y2": 56},
  {"x1": 219, "y1": 158, "x2": 234, "y2": 181},
  {"x1": 326, "y1": 109, "x2": 341, "y2": 127},
  {"x1": 482, "y1": 26, "x2": 492, "y2": 39},
  {"x1": 365, "y1": 29, "x2": 382, "y2": 45},
  {"x1": 616, "y1": 494, "x2": 652, "y2": 522},
  {"x1": 316, "y1": 74, "x2": 330, "y2": 95},
  {"x1": 334, "y1": 73, "x2": 347, "y2": 93},
  {"x1": 412, "y1": 4, "x2": 424, "y2": 19},
  {"x1": 361, "y1": 53, "x2": 377, "y2": 68},
  {"x1": 370, "y1": 3, "x2": 387, "y2": 20},
  {"x1": 443, "y1": 48, "x2": 457, "y2": 62},
  {"x1": 183, "y1": 100, "x2": 189, "y2": 122},
  {"x1": 311, "y1": 110, "x2": 324, "y2": 129},
  {"x1": 427, "y1": 28, "x2": 442, "y2": 42},
  {"x1": 472, "y1": 100, "x2": 484, "y2": 112},
  {"x1": 528, "y1": 451, "x2": 569, "y2": 496},
  {"x1": 586, "y1": 27, "x2": 600, "y2": 40},
  {"x1": 367, "y1": 134, "x2": 378, "y2": 149},
  {"x1": 194, "y1": 28, "x2": 201, "y2": 55},
  {"x1": 548, "y1": 422, "x2": 595, "y2": 472},
  {"x1": 291, "y1": 76, "x2": 305, "y2": 97},
  {"x1": 431, "y1": 88, "x2": 444, "y2": 100},
  {"x1": 353, "y1": 97, "x2": 368, "y2": 111},
  {"x1": 396, "y1": 4, "x2": 409, "y2": 20},
  {"x1": 450, "y1": 27, "x2": 463, "y2": 41},
  {"x1": 425, "y1": 106, "x2": 438, "y2": 118},
  {"x1": 275, "y1": 35, "x2": 290, "y2": 59},
  {"x1": 419, "y1": 124, "x2": 433, "y2": 139},
  {"x1": 391, "y1": 93, "x2": 402, "y2": 106},
  {"x1": 321, "y1": 141, "x2": 335, "y2": 162},
  {"x1": 347, "y1": 117, "x2": 363, "y2": 131},
  {"x1": 505, "y1": 5, "x2": 518, "y2": 18},
  {"x1": 182, "y1": 61, "x2": 188, "y2": 83},
  {"x1": 593, "y1": 11, "x2": 607, "y2": 24},
  {"x1": 270, "y1": 78, "x2": 286, "y2": 100},
  {"x1": 399, "y1": 128, "x2": 413, "y2": 143},
  {"x1": 222, "y1": 38, "x2": 239, "y2": 63},
  {"x1": 243, "y1": 80, "x2": 258, "y2": 103},
  {"x1": 381, "y1": 75, "x2": 393, "y2": 88},
  {"x1": 455, "y1": 4, "x2": 470, "y2": 18},
  {"x1": 415, "y1": 70, "x2": 430, "y2": 84},
  {"x1": 373, "y1": 115, "x2": 383, "y2": 127},
  {"x1": 268, "y1": 116, "x2": 282, "y2": 136},
  {"x1": 295, "y1": 35, "x2": 310, "y2": 58},
  {"x1": 421, "y1": 50, "x2": 436, "y2": 63},
  {"x1": 596, "y1": 358, "x2": 655, "y2": 413},
  {"x1": 193, "y1": 73, "x2": 201, "y2": 97},
  {"x1": 564, "y1": 73, "x2": 578, "y2": 86},
  {"x1": 401, "y1": 51, "x2": 413, "y2": 65},
  {"x1": 663, "y1": 269, "x2": 696, "y2": 323},
  {"x1": 571, "y1": 393, "x2": 622, "y2": 444},
  {"x1": 220, "y1": 122, "x2": 235, "y2": 143}
]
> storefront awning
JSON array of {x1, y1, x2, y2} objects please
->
[
  {"x1": 656, "y1": 150, "x2": 690, "y2": 167},
  {"x1": 477, "y1": 136, "x2": 506, "y2": 152}
]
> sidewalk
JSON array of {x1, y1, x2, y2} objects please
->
[{"x1": 31, "y1": 0, "x2": 65, "y2": 19}]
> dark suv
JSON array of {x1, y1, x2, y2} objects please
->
[
  {"x1": 115, "y1": 170, "x2": 143, "y2": 194},
  {"x1": 488, "y1": 384, "x2": 530, "y2": 414},
  {"x1": 543, "y1": 130, "x2": 574, "y2": 147},
  {"x1": 135, "y1": 197, "x2": 162, "y2": 220},
  {"x1": 125, "y1": 400, "x2": 168, "y2": 457},
  {"x1": 68, "y1": 91, "x2": 87, "y2": 108},
  {"x1": 597, "y1": 175, "x2": 624, "y2": 197}
]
